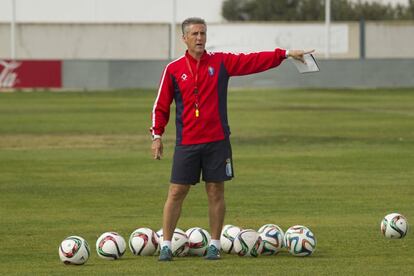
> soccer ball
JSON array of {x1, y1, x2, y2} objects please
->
[
  {"x1": 259, "y1": 225, "x2": 284, "y2": 255},
  {"x1": 285, "y1": 225, "x2": 316, "y2": 257},
  {"x1": 129, "y1": 228, "x2": 159, "y2": 256},
  {"x1": 58, "y1": 236, "x2": 90, "y2": 265},
  {"x1": 233, "y1": 229, "x2": 263, "y2": 257},
  {"x1": 220, "y1": 224, "x2": 242, "y2": 254},
  {"x1": 258, "y1": 223, "x2": 284, "y2": 246},
  {"x1": 258, "y1": 223, "x2": 282, "y2": 233},
  {"x1": 157, "y1": 228, "x2": 189, "y2": 257},
  {"x1": 284, "y1": 225, "x2": 308, "y2": 245},
  {"x1": 381, "y1": 213, "x2": 409, "y2": 239},
  {"x1": 96, "y1": 232, "x2": 126, "y2": 260},
  {"x1": 185, "y1": 227, "x2": 211, "y2": 256}
]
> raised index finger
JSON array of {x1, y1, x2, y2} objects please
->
[{"x1": 304, "y1": 49, "x2": 315, "y2": 55}]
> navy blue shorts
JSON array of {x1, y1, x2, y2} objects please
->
[{"x1": 170, "y1": 139, "x2": 234, "y2": 185}]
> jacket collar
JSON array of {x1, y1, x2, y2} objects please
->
[{"x1": 185, "y1": 50, "x2": 208, "y2": 63}]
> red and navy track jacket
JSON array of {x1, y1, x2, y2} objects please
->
[{"x1": 151, "y1": 48, "x2": 287, "y2": 145}]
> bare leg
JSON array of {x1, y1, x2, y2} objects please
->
[
  {"x1": 205, "y1": 182, "x2": 225, "y2": 240},
  {"x1": 162, "y1": 183, "x2": 190, "y2": 242}
]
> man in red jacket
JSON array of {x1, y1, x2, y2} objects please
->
[{"x1": 151, "y1": 17, "x2": 313, "y2": 261}]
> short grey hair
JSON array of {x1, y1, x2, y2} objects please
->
[{"x1": 181, "y1": 17, "x2": 206, "y2": 35}]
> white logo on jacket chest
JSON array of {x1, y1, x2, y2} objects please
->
[
  {"x1": 181, "y1": 73, "x2": 187, "y2": 81},
  {"x1": 208, "y1": 66, "x2": 215, "y2": 76}
]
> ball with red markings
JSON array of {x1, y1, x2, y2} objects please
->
[
  {"x1": 381, "y1": 213, "x2": 408, "y2": 239},
  {"x1": 129, "y1": 228, "x2": 159, "y2": 256},
  {"x1": 96, "y1": 232, "x2": 126, "y2": 260},
  {"x1": 157, "y1": 228, "x2": 189, "y2": 257},
  {"x1": 185, "y1": 227, "x2": 211, "y2": 256},
  {"x1": 58, "y1": 235, "x2": 90, "y2": 265}
]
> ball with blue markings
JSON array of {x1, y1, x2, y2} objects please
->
[{"x1": 285, "y1": 225, "x2": 316, "y2": 257}]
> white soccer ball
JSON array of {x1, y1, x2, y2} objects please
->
[
  {"x1": 284, "y1": 225, "x2": 308, "y2": 245},
  {"x1": 233, "y1": 229, "x2": 263, "y2": 257},
  {"x1": 157, "y1": 228, "x2": 189, "y2": 257},
  {"x1": 220, "y1": 224, "x2": 242, "y2": 254},
  {"x1": 381, "y1": 213, "x2": 409, "y2": 239},
  {"x1": 58, "y1": 236, "x2": 90, "y2": 265},
  {"x1": 96, "y1": 232, "x2": 126, "y2": 260},
  {"x1": 285, "y1": 225, "x2": 316, "y2": 257},
  {"x1": 258, "y1": 224, "x2": 284, "y2": 245},
  {"x1": 185, "y1": 227, "x2": 211, "y2": 256},
  {"x1": 259, "y1": 225, "x2": 284, "y2": 255},
  {"x1": 258, "y1": 223, "x2": 280, "y2": 233},
  {"x1": 129, "y1": 227, "x2": 159, "y2": 256}
]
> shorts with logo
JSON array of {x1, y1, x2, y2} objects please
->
[{"x1": 170, "y1": 138, "x2": 234, "y2": 185}]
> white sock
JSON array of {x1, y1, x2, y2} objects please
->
[
  {"x1": 210, "y1": 239, "x2": 221, "y2": 250},
  {"x1": 161, "y1": 240, "x2": 172, "y2": 250}
]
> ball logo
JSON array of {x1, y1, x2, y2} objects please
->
[{"x1": 208, "y1": 66, "x2": 215, "y2": 76}]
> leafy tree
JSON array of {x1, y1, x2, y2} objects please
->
[
  {"x1": 222, "y1": 0, "x2": 248, "y2": 20},
  {"x1": 331, "y1": 0, "x2": 358, "y2": 21},
  {"x1": 222, "y1": 0, "x2": 414, "y2": 21},
  {"x1": 407, "y1": 0, "x2": 414, "y2": 18}
]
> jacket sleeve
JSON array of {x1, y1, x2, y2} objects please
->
[
  {"x1": 150, "y1": 66, "x2": 174, "y2": 136},
  {"x1": 223, "y1": 48, "x2": 287, "y2": 76}
]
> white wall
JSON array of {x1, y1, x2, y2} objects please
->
[
  {"x1": 0, "y1": 23, "x2": 170, "y2": 59},
  {"x1": 2, "y1": 21, "x2": 414, "y2": 60},
  {"x1": 366, "y1": 21, "x2": 414, "y2": 58},
  {"x1": 207, "y1": 23, "x2": 349, "y2": 54},
  {"x1": 0, "y1": 0, "x2": 224, "y2": 23}
]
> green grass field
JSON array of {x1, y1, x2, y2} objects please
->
[{"x1": 0, "y1": 89, "x2": 413, "y2": 275}]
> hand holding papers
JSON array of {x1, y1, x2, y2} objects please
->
[{"x1": 291, "y1": 53, "x2": 320, "y2": 73}]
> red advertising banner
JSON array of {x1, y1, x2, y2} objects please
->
[{"x1": 0, "y1": 60, "x2": 62, "y2": 89}]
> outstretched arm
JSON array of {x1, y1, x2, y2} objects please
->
[{"x1": 223, "y1": 48, "x2": 287, "y2": 77}]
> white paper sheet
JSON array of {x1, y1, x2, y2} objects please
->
[{"x1": 291, "y1": 54, "x2": 320, "y2": 73}]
